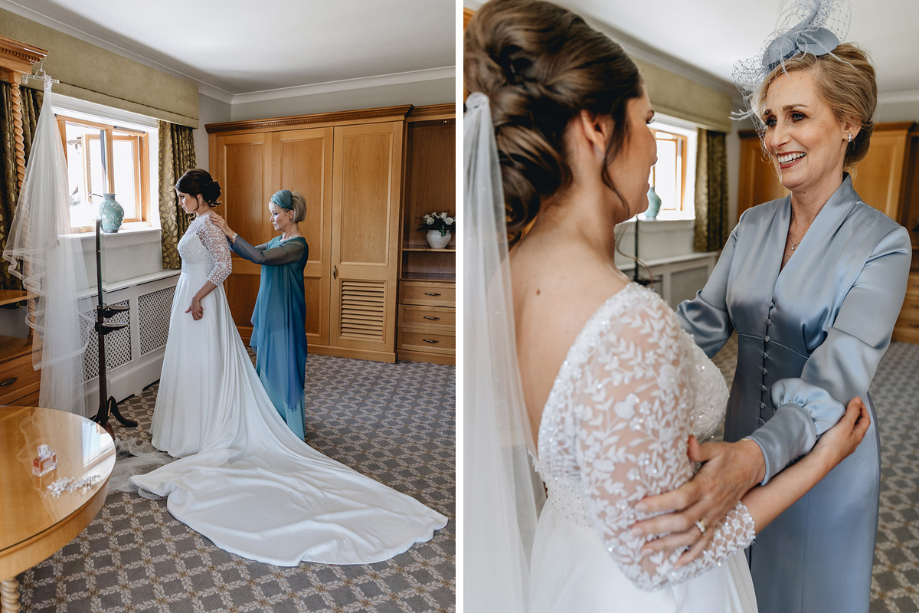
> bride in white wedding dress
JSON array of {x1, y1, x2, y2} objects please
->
[
  {"x1": 463, "y1": 2, "x2": 869, "y2": 611},
  {"x1": 132, "y1": 169, "x2": 446, "y2": 567}
]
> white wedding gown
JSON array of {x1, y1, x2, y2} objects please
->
[
  {"x1": 529, "y1": 283, "x2": 758, "y2": 612},
  {"x1": 132, "y1": 213, "x2": 447, "y2": 566}
]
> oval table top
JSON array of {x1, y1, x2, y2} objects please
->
[{"x1": 0, "y1": 406, "x2": 115, "y2": 579}]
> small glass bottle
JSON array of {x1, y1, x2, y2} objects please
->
[{"x1": 32, "y1": 444, "x2": 57, "y2": 476}]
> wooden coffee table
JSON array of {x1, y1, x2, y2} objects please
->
[{"x1": 0, "y1": 406, "x2": 115, "y2": 612}]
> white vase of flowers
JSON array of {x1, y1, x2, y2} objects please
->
[
  {"x1": 418, "y1": 212, "x2": 456, "y2": 249},
  {"x1": 426, "y1": 230, "x2": 452, "y2": 249}
]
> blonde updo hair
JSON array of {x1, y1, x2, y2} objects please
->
[
  {"x1": 289, "y1": 191, "x2": 307, "y2": 223},
  {"x1": 464, "y1": 0, "x2": 643, "y2": 232},
  {"x1": 754, "y1": 43, "x2": 877, "y2": 169}
]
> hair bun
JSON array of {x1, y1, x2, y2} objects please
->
[{"x1": 464, "y1": 0, "x2": 642, "y2": 232}]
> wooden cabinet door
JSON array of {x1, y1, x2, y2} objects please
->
[
  {"x1": 737, "y1": 132, "x2": 788, "y2": 219},
  {"x1": 329, "y1": 121, "x2": 404, "y2": 359},
  {"x1": 211, "y1": 133, "x2": 271, "y2": 339},
  {"x1": 850, "y1": 126, "x2": 910, "y2": 220},
  {"x1": 271, "y1": 128, "x2": 334, "y2": 347}
]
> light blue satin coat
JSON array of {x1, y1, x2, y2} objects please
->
[{"x1": 677, "y1": 176, "x2": 911, "y2": 613}]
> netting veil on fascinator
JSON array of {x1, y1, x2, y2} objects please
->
[{"x1": 733, "y1": 0, "x2": 851, "y2": 129}]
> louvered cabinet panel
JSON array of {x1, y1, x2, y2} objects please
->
[{"x1": 329, "y1": 122, "x2": 403, "y2": 360}]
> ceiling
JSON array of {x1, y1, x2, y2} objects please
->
[
  {"x1": 1, "y1": 0, "x2": 456, "y2": 103},
  {"x1": 466, "y1": 0, "x2": 918, "y2": 100}
]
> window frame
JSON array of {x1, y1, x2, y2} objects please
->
[
  {"x1": 650, "y1": 127, "x2": 689, "y2": 214},
  {"x1": 56, "y1": 114, "x2": 151, "y2": 229}
]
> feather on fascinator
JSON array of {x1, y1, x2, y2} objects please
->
[{"x1": 733, "y1": 0, "x2": 851, "y2": 129}]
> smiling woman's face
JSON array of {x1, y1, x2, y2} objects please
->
[{"x1": 762, "y1": 68, "x2": 850, "y2": 195}]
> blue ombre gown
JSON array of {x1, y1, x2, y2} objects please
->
[
  {"x1": 229, "y1": 235, "x2": 309, "y2": 440},
  {"x1": 676, "y1": 176, "x2": 911, "y2": 613}
]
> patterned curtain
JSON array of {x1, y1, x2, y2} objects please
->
[
  {"x1": 0, "y1": 83, "x2": 43, "y2": 290},
  {"x1": 158, "y1": 121, "x2": 196, "y2": 269},
  {"x1": 693, "y1": 129, "x2": 730, "y2": 253}
]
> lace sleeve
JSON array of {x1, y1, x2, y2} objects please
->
[
  {"x1": 575, "y1": 296, "x2": 755, "y2": 591},
  {"x1": 196, "y1": 218, "x2": 232, "y2": 285}
]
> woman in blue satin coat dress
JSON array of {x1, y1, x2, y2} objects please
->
[
  {"x1": 629, "y1": 43, "x2": 911, "y2": 613},
  {"x1": 211, "y1": 190, "x2": 310, "y2": 441}
]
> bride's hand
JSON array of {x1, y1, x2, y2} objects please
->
[
  {"x1": 810, "y1": 396, "x2": 870, "y2": 468},
  {"x1": 629, "y1": 436, "x2": 764, "y2": 563},
  {"x1": 210, "y1": 213, "x2": 233, "y2": 238},
  {"x1": 186, "y1": 297, "x2": 203, "y2": 320}
]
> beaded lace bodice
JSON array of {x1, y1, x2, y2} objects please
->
[
  {"x1": 533, "y1": 283, "x2": 755, "y2": 591},
  {"x1": 178, "y1": 213, "x2": 232, "y2": 286}
]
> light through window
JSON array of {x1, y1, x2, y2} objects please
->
[{"x1": 57, "y1": 114, "x2": 150, "y2": 231}]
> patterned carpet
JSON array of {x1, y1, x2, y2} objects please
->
[
  {"x1": 15, "y1": 354, "x2": 456, "y2": 613},
  {"x1": 712, "y1": 336, "x2": 919, "y2": 613}
]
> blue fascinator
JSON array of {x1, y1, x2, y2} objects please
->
[{"x1": 733, "y1": 0, "x2": 851, "y2": 129}]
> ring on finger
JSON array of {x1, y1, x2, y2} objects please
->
[{"x1": 694, "y1": 519, "x2": 707, "y2": 536}]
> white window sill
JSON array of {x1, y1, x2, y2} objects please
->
[
  {"x1": 619, "y1": 217, "x2": 695, "y2": 233},
  {"x1": 72, "y1": 224, "x2": 162, "y2": 248}
]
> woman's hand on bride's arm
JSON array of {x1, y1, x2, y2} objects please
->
[
  {"x1": 209, "y1": 213, "x2": 234, "y2": 240},
  {"x1": 629, "y1": 435, "x2": 766, "y2": 558}
]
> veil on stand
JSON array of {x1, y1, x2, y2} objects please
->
[
  {"x1": 2, "y1": 73, "x2": 92, "y2": 417},
  {"x1": 463, "y1": 93, "x2": 545, "y2": 612}
]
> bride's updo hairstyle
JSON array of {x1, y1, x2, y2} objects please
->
[
  {"x1": 464, "y1": 0, "x2": 643, "y2": 232},
  {"x1": 176, "y1": 169, "x2": 222, "y2": 207},
  {"x1": 754, "y1": 43, "x2": 877, "y2": 170}
]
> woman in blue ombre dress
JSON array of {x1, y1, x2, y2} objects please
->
[{"x1": 211, "y1": 189, "x2": 309, "y2": 440}]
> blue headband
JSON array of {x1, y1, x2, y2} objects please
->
[{"x1": 270, "y1": 189, "x2": 293, "y2": 210}]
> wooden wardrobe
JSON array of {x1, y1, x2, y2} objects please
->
[
  {"x1": 737, "y1": 122, "x2": 919, "y2": 343},
  {"x1": 207, "y1": 103, "x2": 456, "y2": 364}
]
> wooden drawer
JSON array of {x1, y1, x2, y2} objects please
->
[
  {"x1": 400, "y1": 280, "x2": 455, "y2": 307},
  {"x1": 399, "y1": 305, "x2": 456, "y2": 330},
  {"x1": 399, "y1": 330, "x2": 456, "y2": 355},
  {"x1": 0, "y1": 352, "x2": 42, "y2": 406}
]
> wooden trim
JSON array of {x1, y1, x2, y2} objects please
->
[
  {"x1": 873, "y1": 122, "x2": 917, "y2": 133},
  {"x1": 308, "y1": 344, "x2": 397, "y2": 363},
  {"x1": 205, "y1": 105, "x2": 414, "y2": 134},
  {"x1": 397, "y1": 349, "x2": 455, "y2": 365},
  {"x1": 0, "y1": 35, "x2": 47, "y2": 75},
  {"x1": 406, "y1": 103, "x2": 456, "y2": 122}
]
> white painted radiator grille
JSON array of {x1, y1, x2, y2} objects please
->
[
  {"x1": 81, "y1": 300, "x2": 131, "y2": 381},
  {"x1": 139, "y1": 286, "x2": 174, "y2": 355}
]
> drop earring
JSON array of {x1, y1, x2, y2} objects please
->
[{"x1": 847, "y1": 133, "x2": 852, "y2": 143}]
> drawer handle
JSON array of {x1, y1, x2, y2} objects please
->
[
  {"x1": 909, "y1": 323, "x2": 919, "y2": 329},
  {"x1": 423, "y1": 316, "x2": 440, "y2": 321},
  {"x1": 333, "y1": 265, "x2": 338, "y2": 280},
  {"x1": 424, "y1": 292, "x2": 441, "y2": 296},
  {"x1": 423, "y1": 339, "x2": 440, "y2": 344},
  {"x1": 0, "y1": 377, "x2": 17, "y2": 387}
]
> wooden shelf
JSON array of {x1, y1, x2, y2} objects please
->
[
  {"x1": 401, "y1": 272, "x2": 456, "y2": 283},
  {"x1": 0, "y1": 290, "x2": 36, "y2": 307},
  {"x1": 402, "y1": 248, "x2": 456, "y2": 253}
]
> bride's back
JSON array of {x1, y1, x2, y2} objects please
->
[
  {"x1": 464, "y1": 0, "x2": 647, "y2": 444},
  {"x1": 510, "y1": 224, "x2": 630, "y2": 445}
]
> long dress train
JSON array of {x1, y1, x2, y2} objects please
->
[{"x1": 136, "y1": 213, "x2": 447, "y2": 566}]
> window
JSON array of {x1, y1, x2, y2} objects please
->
[
  {"x1": 646, "y1": 118, "x2": 698, "y2": 220},
  {"x1": 56, "y1": 113, "x2": 152, "y2": 231}
]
